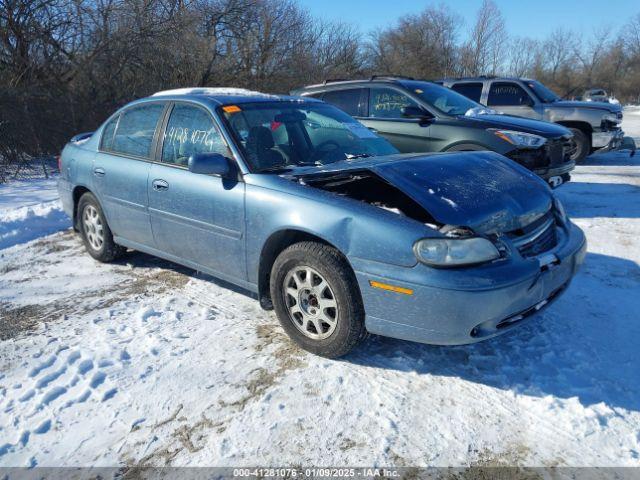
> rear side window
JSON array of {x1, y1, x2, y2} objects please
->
[
  {"x1": 161, "y1": 103, "x2": 228, "y2": 166},
  {"x1": 369, "y1": 87, "x2": 418, "y2": 119},
  {"x1": 321, "y1": 89, "x2": 366, "y2": 116},
  {"x1": 487, "y1": 82, "x2": 532, "y2": 106},
  {"x1": 451, "y1": 82, "x2": 483, "y2": 103},
  {"x1": 108, "y1": 103, "x2": 165, "y2": 157}
]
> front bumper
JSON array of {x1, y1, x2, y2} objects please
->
[
  {"x1": 592, "y1": 128, "x2": 624, "y2": 150},
  {"x1": 507, "y1": 139, "x2": 575, "y2": 187},
  {"x1": 354, "y1": 222, "x2": 586, "y2": 346}
]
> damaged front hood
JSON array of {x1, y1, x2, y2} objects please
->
[
  {"x1": 551, "y1": 100, "x2": 622, "y2": 113},
  {"x1": 294, "y1": 152, "x2": 553, "y2": 234}
]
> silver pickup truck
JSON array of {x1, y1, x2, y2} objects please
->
[{"x1": 439, "y1": 77, "x2": 629, "y2": 162}]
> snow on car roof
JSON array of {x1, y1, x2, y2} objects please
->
[{"x1": 151, "y1": 87, "x2": 278, "y2": 98}]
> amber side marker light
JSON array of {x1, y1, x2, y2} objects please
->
[
  {"x1": 369, "y1": 280, "x2": 413, "y2": 295},
  {"x1": 223, "y1": 105, "x2": 241, "y2": 113}
]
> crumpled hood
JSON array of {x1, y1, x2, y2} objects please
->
[
  {"x1": 293, "y1": 151, "x2": 553, "y2": 234},
  {"x1": 458, "y1": 113, "x2": 571, "y2": 137},
  {"x1": 551, "y1": 100, "x2": 622, "y2": 113}
]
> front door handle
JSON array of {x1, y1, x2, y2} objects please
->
[
  {"x1": 152, "y1": 179, "x2": 169, "y2": 191},
  {"x1": 93, "y1": 167, "x2": 105, "y2": 177}
]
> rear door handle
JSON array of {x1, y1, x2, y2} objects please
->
[
  {"x1": 93, "y1": 167, "x2": 105, "y2": 177},
  {"x1": 152, "y1": 179, "x2": 169, "y2": 191}
]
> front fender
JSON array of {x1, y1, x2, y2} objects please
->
[{"x1": 243, "y1": 175, "x2": 433, "y2": 284}]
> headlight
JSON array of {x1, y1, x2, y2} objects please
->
[
  {"x1": 554, "y1": 197, "x2": 567, "y2": 223},
  {"x1": 490, "y1": 129, "x2": 547, "y2": 148},
  {"x1": 603, "y1": 113, "x2": 621, "y2": 124},
  {"x1": 414, "y1": 237, "x2": 500, "y2": 267}
]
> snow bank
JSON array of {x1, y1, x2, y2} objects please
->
[{"x1": 0, "y1": 178, "x2": 71, "y2": 250}]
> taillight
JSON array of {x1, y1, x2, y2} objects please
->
[{"x1": 56, "y1": 155, "x2": 62, "y2": 172}]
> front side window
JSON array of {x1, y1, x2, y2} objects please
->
[
  {"x1": 161, "y1": 104, "x2": 228, "y2": 166},
  {"x1": 525, "y1": 81, "x2": 559, "y2": 103},
  {"x1": 321, "y1": 89, "x2": 366, "y2": 117},
  {"x1": 451, "y1": 82, "x2": 484, "y2": 103},
  {"x1": 109, "y1": 103, "x2": 165, "y2": 157},
  {"x1": 221, "y1": 102, "x2": 398, "y2": 172},
  {"x1": 487, "y1": 82, "x2": 532, "y2": 106},
  {"x1": 369, "y1": 88, "x2": 418, "y2": 119}
]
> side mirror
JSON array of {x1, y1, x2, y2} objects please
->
[
  {"x1": 188, "y1": 152, "x2": 231, "y2": 176},
  {"x1": 401, "y1": 106, "x2": 434, "y2": 121}
]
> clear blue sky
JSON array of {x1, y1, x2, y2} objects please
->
[{"x1": 298, "y1": 0, "x2": 639, "y2": 40}]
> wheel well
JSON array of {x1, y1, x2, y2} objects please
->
[
  {"x1": 556, "y1": 121, "x2": 592, "y2": 136},
  {"x1": 444, "y1": 143, "x2": 488, "y2": 152},
  {"x1": 258, "y1": 230, "x2": 342, "y2": 310},
  {"x1": 72, "y1": 186, "x2": 91, "y2": 228}
]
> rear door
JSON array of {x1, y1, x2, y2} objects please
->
[
  {"x1": 450, "y1": 82, "x2": 484, "y2": 103},
  {"x1": 94, "y1": 101, "x2": 166, "y2": 247},
  {"x1": 486, "y1": 81, "x2": 541, "y2": 119},
  {"x1": 360, "y1": 86, "x2": 436, "y2": 153},
  {"x1": 148, "y1": 102, "x2": 246, "y2": 282}
]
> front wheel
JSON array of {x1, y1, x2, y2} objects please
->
[
  {"x1": 270, "y1": 242, "x2": 366, "y2": 358},
  {"x1": 567, "y1": 128, "x2": 590, "y2": 162},
  {"x1": 77, "y1": 192, "x2": 125, "y2": 262}
]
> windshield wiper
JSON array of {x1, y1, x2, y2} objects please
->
[
  {"x1": 345, "y1": 153, "x2": 373, "y2": 159},
  {"x1": 256, "y1": 163, "x2": 294, "y2": 173}
]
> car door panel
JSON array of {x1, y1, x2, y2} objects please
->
[
  {"x1": 93, "y1": 102, "x2": 166, "y2": 247},
  {"x1": 148, "y1": 102, "x2": 247, "y2": 281}
]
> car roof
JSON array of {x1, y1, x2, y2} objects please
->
[
  {"x1": 148, "y1": 87, "x2": 317, "y2": 105},
  {"x1": 296, "y1": 76, "x2": 441, "y2": 92},
  {"x1": 439, "y1": 76, "x2": 535, "y2": 83}
]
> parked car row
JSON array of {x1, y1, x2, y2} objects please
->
[
  {"x1": 58, "y1": 84, "x2": 591, "y2": 357},
  {"x1": 292, "y1": 76, "x2": 576, "y2": 188}
]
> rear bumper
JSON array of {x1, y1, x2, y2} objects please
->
[
  {"x1": 57, "y1": 178, "x2": 74, "y2": 220},
  {"x1": 355, "y1": 222, "x2": 586, "y2": 346}
]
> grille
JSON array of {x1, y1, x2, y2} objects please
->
[{"x1": 508, "y1": 212, "x2": 558, "y2": 258}]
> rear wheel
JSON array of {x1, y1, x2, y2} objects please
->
[
  {"x1": 567, "y1": 128, "x2": 590, "y2": 162},
  {"x1": 270, "y1": 241, "x2": 366, "y2": 358},
  {"x1": 78, "y1": 192, "x2": 125, "y2": 262}
]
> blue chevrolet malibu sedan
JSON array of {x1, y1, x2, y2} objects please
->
[{"x1": 57, "y1": 88, "x2": 587, "y2": 357}]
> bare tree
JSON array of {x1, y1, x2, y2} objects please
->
[{"x1": 461, "y1": 0, "x2": 507, "y2": 75}]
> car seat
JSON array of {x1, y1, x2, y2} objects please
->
[{"x1": 246, "y1": 126, "x2": 285, "y2": 169}]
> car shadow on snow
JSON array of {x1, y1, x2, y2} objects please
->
[
  {"x1": 581, "y1": 150, "x2": 637, "y2": 167},
  {"x1": 556, "y1": 181, "x2": 640, "y2": 218},
  {"x1": 346, "y1": 251, "x2": 640, "y2": 413},
  {"x1": 111, "y1": 249, "x2": 258, "y2": 299}
]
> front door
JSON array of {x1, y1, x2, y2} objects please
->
[
  {"x1": 148, "y1": 102, "x2": 246, "y2": 282},
  {"x1": 93, "y1": 102, "x2": 166, "y2": 247},
  {"x1": 486, "y1": 82, "x2": 541, "y2": 120},
  {"x1": 359, "y1": 87, "x2": 436, "y2": 153}
]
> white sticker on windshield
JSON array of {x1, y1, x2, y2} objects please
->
[{"x1": 344, "y1": 123, "x2": 377, "y2": 139}]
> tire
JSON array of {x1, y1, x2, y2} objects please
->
[
  {"x1": 77, "y1": 192, "x2": 125, "y2": 262},
  {"x1": 567, "y1": 128, "x2": 590, "y2": 162},
  {"x1": 270, "y1": 241, "x2": 366, "y2": 358}
]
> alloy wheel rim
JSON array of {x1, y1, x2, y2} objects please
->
[
  {"x1": 83, "y1": 205, "x2": 104, "y2": 251},
  {"x1": 283, "y1": 266, "x2": 338, "y2": 340}
]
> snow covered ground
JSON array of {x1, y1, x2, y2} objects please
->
[{"x1": 0, "y1": 113, "x2": 639, "y2": 468}]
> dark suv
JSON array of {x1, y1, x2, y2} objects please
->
[
  {"x1": 293, "y1": 77, "x2": 575, "y2": 188},
  {"x1": 438, "y1": 76, "x2": 626, "y2": 162}
]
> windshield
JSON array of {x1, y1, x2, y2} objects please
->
[
  {"x1": 405, "y1": 81, "x2": 480, "y2": 116},
  {"x1": 221, "y1": 102, "x2": 398, "y2": 172},
  {"x1": 525, "y1": 80, "x2": 560, "y2": 103}
]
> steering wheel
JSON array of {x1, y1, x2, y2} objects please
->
[{"x1": 311, "y1": 140, "x2": 341, "y2": 162}]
